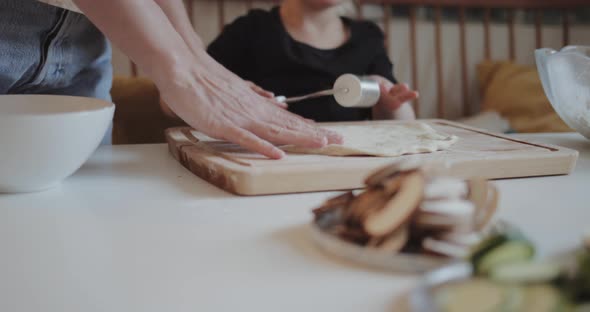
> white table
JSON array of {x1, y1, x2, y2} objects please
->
[{"x1": 0, "y1": 133, "x2": 588, "y2": 312}]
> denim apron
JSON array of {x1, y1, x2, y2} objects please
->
[{"x1": 0, "y1": 0, "x2": 113, "y2": 144}]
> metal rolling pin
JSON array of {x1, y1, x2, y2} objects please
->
[{"x1": 275, "y1": 74, "x2": 381, "y2": 108}]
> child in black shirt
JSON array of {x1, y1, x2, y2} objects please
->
[{"x1": 207, "y1": 0, "x2": 418, "y2": 122}]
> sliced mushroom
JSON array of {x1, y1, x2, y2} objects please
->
[
  {"x1": 312, "y1": 165, "x2": 500, "y2": 260},
  {"x1": 424, "y1": 177, "x2": 468, "y2": 200},
  {"x1": 333, "y1": 225, "x2": 370, "y2": 245},
  {"x1": 364, "y1": 161, "x2": 423, "y2": 187},
  {"x1": 436, "y1": 231, "x2": 484, "y2": 248},
  {"x1": 312, "y1": 191, "x2": 355, "y2": 217},
  {"x1": 325, "y1": 191, "x2": 355, "y2": 207},
  {"x1": 364, "y1": 163, "x2": 403, "y2": 187},
  {"x1": 363, "y1": 171, "x2": 425, "y2": 237},
  {"x1": 381, "y1": 173, "x2": 405, "y2": 195},
  {"x1": 347, "y1": 189, "x2": 391, "y2": 223},
  {"x1": 420, "y1": 199, "x2": 476, "y2": 218},
  {"x1": 369, "y1": 226, "x2": 409, "y2": 253},
  {"x1": 415, "y1": 211, "x2": 475, "y2": 233},
  {"x1": 422, "y1": 237, "x2": 470, "y2": 258},
  {"x1": 468, "y1": 178, "x2": 489, "y2": 216},
  {"x1": 475, "y1": 184, "x2": 499, "y2": 230},
  {"x1": 467, "y1": 179, "x2": 499, "y2": 231}
]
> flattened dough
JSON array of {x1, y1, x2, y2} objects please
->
[{"x1": 282, "y1": 122, "x2": 458, "y2": 157}]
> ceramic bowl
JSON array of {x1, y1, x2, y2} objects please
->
[{"x1": 0, "y1": 95, "x2": 114, "y2": 193}]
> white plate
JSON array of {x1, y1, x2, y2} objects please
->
[{"x1": 309, "y1": 223, "x2": 455, "y2": 273}]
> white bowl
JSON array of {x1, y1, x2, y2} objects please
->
[{"x1": 0, "y1": 95, "x2": 114, "y2": 193}]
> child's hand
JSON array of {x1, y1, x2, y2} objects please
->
[
  {"x1": 376, "y1": 81, "x2": 419, "y2": 112},
  {"x1": 367, "y1": 75, "x2": 417, "y2": 120}
]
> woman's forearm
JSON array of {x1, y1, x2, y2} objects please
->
[
  {"x1": 73, "y1": 0, "x2": 193, "y2": 79},
  {"x1": 152, "y1": 0, "x2": 205, "y2": 54},
  {"x1": 73, "y1": 0, "x2": 341, "y2": 158}
]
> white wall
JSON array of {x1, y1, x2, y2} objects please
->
[{"x1": 111, "y1": 2, "x2": 590, "y2": 118}]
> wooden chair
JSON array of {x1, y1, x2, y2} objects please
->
[
  {"x1": 111, "y1": 76, "x2": 186, "y2": 145},
  {"x1": 114, "y1": 0, "x2": 588, "y2": 143}
]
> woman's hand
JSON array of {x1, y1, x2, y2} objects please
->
[
  {"x1": 161, "y1": 80, "x2": 285, "y2": 119},
  {"x1": 368, "y1": 75, "x2": 418, "y2": 120},
  {"x1": 74, "y1": 0, "x2": 341, "y2": 159},
  {"x1": 155, "y1": 51, "x2": 341, "y2": 159},
  {"x1": 245, "y1": 81, "x2": 287, "y2": 109}
]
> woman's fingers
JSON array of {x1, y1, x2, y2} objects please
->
[
  {"x1": 288, "y1": 117, "x2": 342, "y2": 144},
  {"x1": 245, "y1": 81, "x2": 287, "y2": 109},
  {"x1": 318, "y1": 127, "x2": 343, "y2": 144},
  {"x1": 211, "y1": 85, "x2": 341, "y2": 158},
  {"x1": 250, "y1": 123, "x2": 329, "y2": 147},
  {"x1": 260, "y1": 100, "x2": 343, "y2": 144},
  {"x1": 274, "y1": 107, "x2": 343, "y2": 144},
  {"x1": 271, "y1": 99, "x2": 289, "y2": 109},
  {"x1": 223, "y1": 125, "x2": 285, "y2": 159},
  {"x1": 257, "y1": 111, "x2": 329, "y2": 147},
  {"x1": 246, "y1": 81, "x2": 274, "y2": 98},
  {"x1": 164, "y1": 56, "x2": 342, "y2": 159}
]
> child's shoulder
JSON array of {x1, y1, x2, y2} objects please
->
[
  {"x1": 244, "y1": 8, "x2": 274, "y2": 19},
  {"x1": 344, "y1": 18, "x2": 386, "y2": 39},
  {"x1": 231, "y1": 8, "x2": 277, "y2": 26}
]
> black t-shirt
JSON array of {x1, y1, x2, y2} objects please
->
[{"x1": 207, "y1": 7, "x2": 397, "y2": 122}]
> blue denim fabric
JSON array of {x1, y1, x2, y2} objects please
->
[{"x1": 0, "y1": 0, "x2": 113, "y2": 144}]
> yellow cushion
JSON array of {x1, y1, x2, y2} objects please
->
[{"x1": 477, "y1": 61, "x2": 571, "y2": 133}]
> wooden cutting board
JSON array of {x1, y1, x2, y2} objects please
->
[{"x1": 165, "y1": 120, "x2": 578, "y2": 196}]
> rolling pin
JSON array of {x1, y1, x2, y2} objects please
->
[{"x1": 275, "y1": 74, "x2": 381, "y2": 108}]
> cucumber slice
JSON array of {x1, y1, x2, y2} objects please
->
[
  {"x1": 434, "y1": 280, "x2": 573, "y2": 312},
  {"x1": 523, "y1": 284, "x2": 570, "y2": 312},
  {"x1": 434, "y1": 279, "x2": 505, "y2": 312},
  {"x1": 501, "y1": 285, "x2": 526, "y2": 311},
  {"x1": 568, "y1": 250, "x2": 590, "y2": 303},
  {"x1": 469, "y1": 234, "x2": 509, "y2": 267},
  {"x1": 469, "y1": 223, "x2": 531, "y2": 271},
  {"x1": 477, "y1": 241, "x2": 535, "y2": 274},
  {"x1": 491, "y1": 262, "x2": 562, "y2": 284}
]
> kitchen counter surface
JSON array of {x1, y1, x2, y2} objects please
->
[{"x1": 0, "y1": 133, "x2": 587, "y2": 312}]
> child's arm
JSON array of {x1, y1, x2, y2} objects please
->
[
  {"x1": 369, "y1": 75, "x2": 418, "y2": 120},
  {"x1": 362, "y1": 22, "x2": 417, "y2": 120}
]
